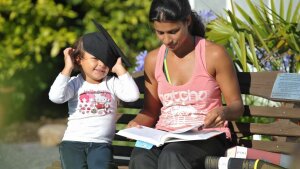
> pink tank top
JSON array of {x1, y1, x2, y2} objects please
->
[{"x1": 154, "y1": 37, "x2": 231, "y2": 138}]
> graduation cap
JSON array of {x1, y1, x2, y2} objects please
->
[{"x1": 82, "y1": 19, "x2": 131, "y2": 69}]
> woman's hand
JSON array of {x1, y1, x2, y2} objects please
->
[
  {"x1": 112, "y1": 57, "x2": 127, "y2": 76},
  {"x1": 61, "y1": 47, "x2": 75, "y2": 76},
  {"x1": 127, "y1": 120, "x2": 141, "y2": 128},
  {"x1": 204, "y1": 106, "x2": 226, "y2": 128}
]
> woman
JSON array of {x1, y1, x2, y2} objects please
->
[{"x1": 127, "y1": 0, "x2": 244, "y2": 168}]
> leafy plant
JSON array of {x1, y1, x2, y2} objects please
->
[
  {"x1": 206, "y1": 0, "x2": 300, "y2": 72},
  {"x1": 0, "y1": 0, "x2": 78, "y2": 124},
  {"x1": 0, "y1": 0, "x2": 156, "y2": 125}
]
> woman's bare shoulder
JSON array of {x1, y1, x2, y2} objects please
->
[
  {"x1": 145, "y1": 48, "x2": 160, "y2": 66},
  {"x1": 144, "y1": 48, "x2": 160, "y2": 83},
  {"x1": 205, "y1": 40, "x2": 228, "y2": 59},
  {"x1": 204, "y1": 40, "x2": 233, "y2": 76},
  {"x1": 205, "y1": 40, "x2": 231, "y2": 63}
]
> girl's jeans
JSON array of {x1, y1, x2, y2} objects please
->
[{"x1": 59, "y1": 141, "x2": 116, "y2": 169}]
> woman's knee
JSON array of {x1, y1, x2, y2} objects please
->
[
  {"x1": 158, "y1": 147, "x2": 191, "y2": 169},
  {"x1": 130, "y1": 147, "x2": 150, "y2": 160},
  {"x1": 159, "y1": 145, "x2": 185, "y2": 161},
  {"x1": 129, "y1": 148, "x2": 158, "y2": 169}
]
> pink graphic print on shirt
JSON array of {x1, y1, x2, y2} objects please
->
[
  {"x1": 157, "y1": 89, "x2": 209, "y2": 130},
  {"x1": 79, "y1": 91, "x2": 112, "y2": 115}
]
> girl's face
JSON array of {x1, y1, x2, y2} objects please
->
[
  {"x1": 79, "y1": 52, "x2": 109, "y2": 84},
  {"x1": 153, "y1": 20, "x2": 191, "y2": 51}
]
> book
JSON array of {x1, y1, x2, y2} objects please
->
[
  {"x1": 116, "y1": 125, "x2": 223, "y2": 147},
  {"x1": 226, "y1": 146, "x2": 292, "y2": 168}
]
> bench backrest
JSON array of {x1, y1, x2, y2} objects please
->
[
  {"x1": 231, "y1": 72, "x2": 300, "y2": 154},
  {"x1": 112, "y1": 71, "x2": 300, "y2": 166}
]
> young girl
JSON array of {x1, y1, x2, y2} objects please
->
[
  {"x1": 127, "y1": 0, "x2": 244, "y2": 169},
  {"x1": 49, "y1": 30, "x2": 140, "y2": 169}
]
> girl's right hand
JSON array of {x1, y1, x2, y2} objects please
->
[
  {"x1": 61, "y1": 47, "x2": 75, "y2": 76},
  {"x1": 63, "y1": 47, "x2": 75, "y2": 71}
]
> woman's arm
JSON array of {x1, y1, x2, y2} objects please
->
[
  {"x1": 127, "y1": 49, "x2": 162, "y2": 128},
  {"x1": 204, "y1": 42, "x2": 244, "y2": 128}
]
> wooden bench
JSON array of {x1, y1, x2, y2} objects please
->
[{"x1": 46, "y1": 71, "x2": 300, "y2": 169}]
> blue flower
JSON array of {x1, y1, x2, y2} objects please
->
[
  {"x1": 134, "y1": 50, "x2": 148, "y2": 72},
  {"x1": 256, "y1": 50, "x2": 264, "y2": 60},
  {"x1": 281, "y1": 54, "x2": 291, "y2": 72},
  {"x1": 283, "y1": 55, "x2": 291, "y2": 68},
  {"x1": 197, "y1": 10, "x2": 217, "y2": 25},
  {"x1": 262, "y1": 60, "x2": 272, "y2": 71}
]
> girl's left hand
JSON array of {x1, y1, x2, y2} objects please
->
[
  {"x1": 203, "y1": 106, "x2": 226, "y2": 128},
  {"x1": 112, "y1": 57, "x2": 127, "y2": 76}
]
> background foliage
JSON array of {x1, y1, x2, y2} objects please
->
[
  {"x1": 205, "y1": 0, "x2": 299, "y2": 127},
  {"x1": 0, "y1": 0, "x2": 157, "y2": 125},
  {"x1": 206, "y1": 0, "x2": 299, "y2": 72}
]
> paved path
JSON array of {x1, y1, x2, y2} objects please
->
[{"x1": 0, "y1": 142, "x2": 59, "y2": 169}]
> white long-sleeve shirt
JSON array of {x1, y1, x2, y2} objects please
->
[{"x1": 49, "y1": 72, "x2": 139, "y2": 143}]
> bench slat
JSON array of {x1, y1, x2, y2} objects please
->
[
  {"x1": 237, "y1": 139, "x2": 297, "y2": 154},
  {"x1": 116, "y1": 114, "x2": 136, "y2": 124},
  {"x1": 231, "y1": 120, "x2": 300, "y2": 137},
  {"x1": 237, "y1": 72, "x2": 278, "y2": 99},
  {"x1": 244, "y1": 106, "x2": 300, "y2": 119},
  {"x1": 114, "y1": 135, "x2": 133, "y2": 141},
  {"x1": 119, "y1": 99, "x2": 144, "y2": 109},
  {"x1": 114, "y1": 158, "x2": 130, "y2": 167},
  {"x1": 113, "y1": 145, "x2": 134, "y2": 157}
]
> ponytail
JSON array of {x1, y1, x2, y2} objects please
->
[{"x1": 189, "y1": 11, "x2": 205, "y2": 38}]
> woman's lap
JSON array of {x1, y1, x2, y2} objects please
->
[{"x1": 129, "y1": 135, "x2": 227, "y2": 169}]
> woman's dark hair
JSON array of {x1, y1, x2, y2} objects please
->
[
  {"x1": 149, "y1": 0, "x2": 205, "y2": 37},
  {"x1": 70, "y1": 36, "x2": 85, "y2": 71}
]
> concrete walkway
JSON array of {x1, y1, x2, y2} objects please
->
[{"x1": 0, "y1": 142, "x2": 59, "y2": 169}]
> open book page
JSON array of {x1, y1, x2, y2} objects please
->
[
  {"x1": 116, "y1": 126, "x2": 169, "y2": 147},
  {"x1": 162, "y1": 130, "x2": 223, "y2": 143},
  {"x1": 116, "y1": 126, "x2": 224, "y2": 147},
  {"x1": 169, "y1": 124, "x2": 204, "y2": 133}
]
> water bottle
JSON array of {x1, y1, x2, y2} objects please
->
[{"x1": 205, "y1": 156, "x2": 286, "y2": 169}]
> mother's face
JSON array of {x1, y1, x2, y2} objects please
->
[{"x1": 153, "y1": 20, "x2": 190, "y2": 51}]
